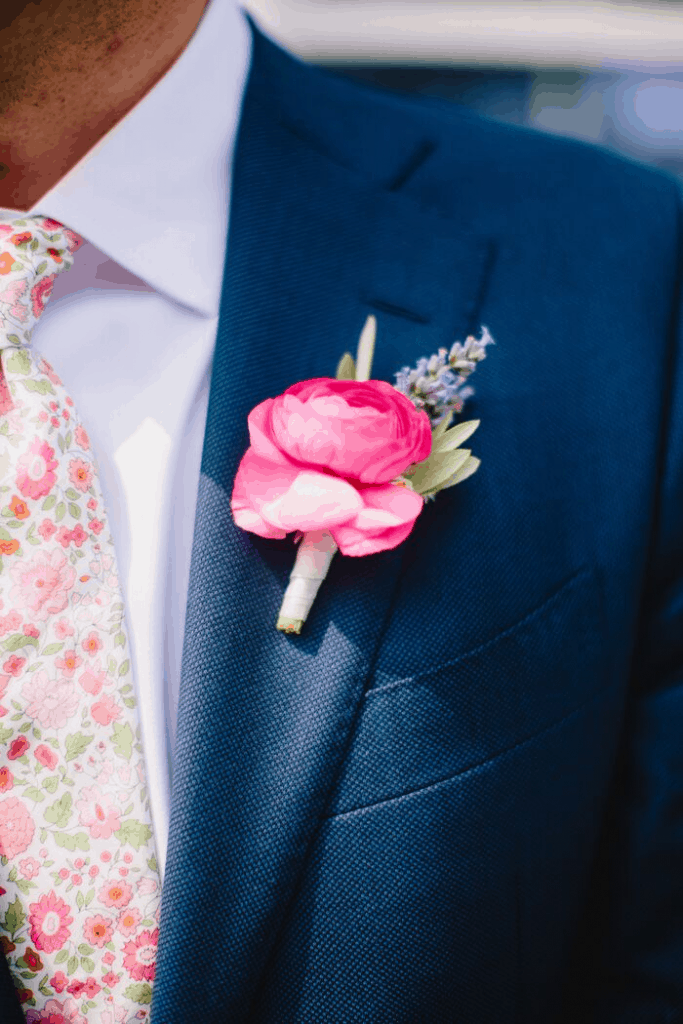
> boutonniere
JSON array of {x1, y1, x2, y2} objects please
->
[{"x1": 231, "y1": 316, "x2": 493, "y2": 633}]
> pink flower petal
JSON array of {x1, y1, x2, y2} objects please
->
[
  {"x1": 247, "y1": 399, "x2": 296, "y2": 467},
  {"x1": 260, "y1": 470, "x2": 362, "y2": 531},
  {"x1": 231, "y1": 449, "x2": 298, "y2": 539},
  {"x1": 332, "y1": 482, "x2": 424, "y2": 557}
]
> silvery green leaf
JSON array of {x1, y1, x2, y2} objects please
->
[
  {"x1": 431, "y1": 419, "x2": 480, "y2": 454},
  {"x1": 430, "y1": 410, "x2": 453, "y2": 441},
  {"x1": 410, "y1": 448, "x2": 471, "y2": 495},
  {"x1": 439, "y1": 455, "x2": 481, "y2": 490},
  {"x1": 335, "y1": 352, "x2": 356, "y2": 380}
]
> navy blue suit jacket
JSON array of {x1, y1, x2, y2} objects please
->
[{"x1": 3, "y1": 22, "x2": 683, "y2": 1024}]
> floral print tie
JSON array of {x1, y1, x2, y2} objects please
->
[{"x1": 0, "y1": 218, "x2": 161, "y2": 1023}]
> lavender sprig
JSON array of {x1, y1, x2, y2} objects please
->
[{"x1": 394, "y1": 326, "x2": 494, "y2": 425}]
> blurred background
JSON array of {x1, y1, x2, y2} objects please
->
[{"x1": 243, "y1": 0, "x2": 683, "y2": 179}]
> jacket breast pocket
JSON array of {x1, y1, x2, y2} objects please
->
[{"x1": 326, "y1": 566, "x2": 605, "y2": 816}]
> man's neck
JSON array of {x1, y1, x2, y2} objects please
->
[{"x1": 0, "y1": 0, "x2": 211, "y2": 210}]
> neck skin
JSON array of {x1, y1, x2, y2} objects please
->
[{"x1": 0, "y1": 0, "x2": 211, "y2": 210}]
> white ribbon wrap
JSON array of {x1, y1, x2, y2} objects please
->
[{"x1": 276, "y1": 529, "x2": 338, "y2": 633}]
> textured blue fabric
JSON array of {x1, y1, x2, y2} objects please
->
[
  {"x1": 0, "y1": 19, "x2": 675, "y2": 1024},
  {"x1": 145, "y1": 23, "x2": 683, "y2": 1024}
]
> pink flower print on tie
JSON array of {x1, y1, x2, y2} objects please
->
[
  {"x1": 16, "y1": 438, "x2": 59, "y2": 499},
  {"x1": 0, "y1": 797, "x2": 35, "y2": 858},
  {"x1": 76, "y1": 786, "x2": 121, "y2": 839},
  {"x1": 0, "y1": 217, "x2": 161, "y2": 1019},
  {"x1": 28, "y1": 891, "x2": 73, "y2": 952},
  {"x1": 9, "y1": 549, "x2": 76, "y2": 619}
]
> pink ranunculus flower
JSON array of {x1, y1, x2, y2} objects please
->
[
  {"x1": 16, "y1": 437, "x2": 58, "y2": 499},
  {"x1": 22, "y1": 671, "x2": 79, "y2": 729},
  {"x1": 76, "y1": 785, "x2": 120, "y2": 839},
  {"x1": 231, "y1": 379, "x2": 430, "y2": 556},
  {"x1": 10, "y1": 548, "x2": 76, "y2": 620},
  {"x1": 0, "y1": 797, "x2": 35, "y2": 858}
]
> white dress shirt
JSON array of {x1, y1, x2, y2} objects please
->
[{"x1": 0, "y1": 0, "x2": 251, "y2": 880}]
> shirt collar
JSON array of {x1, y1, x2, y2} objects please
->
[{"x1": 0, "y1": 0, "x2": 251, "y2": 318}]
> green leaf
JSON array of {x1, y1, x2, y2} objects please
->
[
  {"x1": 436, "y1": 454, "x2": 481, "y2": 491},
  {"x1": 118, "y1": 659, "x2": 130, "y2": 678},
  {"x1": 22, "y1": 786, "x2": 44, "y2": 802},
  {"x1": 65, "y1": 432, "x2": 72, "y2": 449},
  {"x1": 44, "y1": 792, "x2": 72, "y2": 828},
  {"x1": 21, "y1": 379, "x2": 54, "y2": 395},
  {"x1": 7, "y1": 866, "x2": 16, "y2": 882},
  {"x1": 107, "y1": 655, "x2": 116, "y2": 676},
  {"x1": 42, "y1": 775, "x2": 59, "y2": 793},
  {"x1": 114, "y1": 632, "x2": 125, "y2": 648},
  {"x1": 54, "y1": 949, "x2": 69, "y2": 964},
  {"x1": 430, "y1": 418, "x2": 480, "y2": 454},
  {"x1": 65, "y1": 488, "x2": 80, "y2": 501},
  {"x1": 0, "y1": 526, "x2": 10, "y2": 540},
  {"x1": 18, "y1": 721, "x2": 31, "y2": 733},
  {"x1": 147, "y1": 854, "x2": 158, "y2": 873},
  {"x1": 15, "y1": 878, "x2": 36, "y2": 894},
  {"x1": 84, "y1": 887, "x2": 95, "y2": 907},
  {"x1": 115, "y1": 818, "x2": 153, "y2": 851},
  {"x1": 80, "y1": 956, "x2": 95, "y2": 972},
  {"x1": 5, "y1": 334, "x2": 21, "y2": 346},
  {"x1": 104, "y1": 941, "x2": 115, "y2": 952},
  {"x1": 4, "y1": 350, "x2": 31, "y2": 376},
  {"x1": 64, "y1": 732, "x2": 93, "y2": 762},
  {"x1": 54, "y1": 831, "x2": 89, "y2": 852},
  {"x1": 335, "y1": 351, "x2": 356, "y2": 380},
  {"x1": 35, "y1": 261, "x2": 47, "y2": 274},
  {"x1": 2, "y1": 896, "x2": 25, "y2": 937},
  {"x1": 408, "y1": 448, "x2": 472, "y2": 496},
  {"x1": 54, "y1": 502, "x2": 66, "y2": 523},
  {"x1": 40, "y1": 643, "x2": 63, "y2": 657},
  {"x1": 68, "y1": 503, "x2": 80, "y2": 520},
  {"x1": 3, "y1": 633, "x2": 38, "y2": 652},
  {"x1": 112, "y1": 721, "x2": 133, "y2": 760},
  {"x1": 76, "y1": 890, "x2": 84, "y2": 910},
  {"x1": 66, "y1": 955, "x2": 78, "y2": 976},
  {"x1": 0, "y1": 723, "x2": 12, "y2": 743},
  {"x1": 78, "y1": 943, "x2": 94, "y2": 956},
  {"x1": 123, "y1": 982, "x2": 153, "y2": 1005},
  {"x1": 431, "y1": 410, "x2": 453, "y2": 441},
  {"x1": 41, "y1": 495, "x2": 56, "y2": 511}
]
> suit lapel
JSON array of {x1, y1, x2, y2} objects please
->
[{"x1": 153, "y1": 30, "x2": 494, "y2": 1021}]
